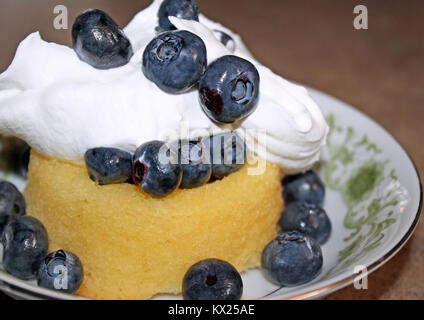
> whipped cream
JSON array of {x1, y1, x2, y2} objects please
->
[{"x1": 0, "y1": 0, "x2": 328, "y2": 173}]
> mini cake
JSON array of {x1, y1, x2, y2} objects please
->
[
  {"x1": 0, "y1": 0, "x2": 328, "y2": 299},
  {"x1": 25, "y1": 151, "x2": 282, "y2": 299}
]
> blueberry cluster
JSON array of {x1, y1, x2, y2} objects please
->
[
  {"x1": 71, "y1": 2, "x2": 259, "y2": 196},
  {"x1": 71, "y1": 2, "x2": 260, "y2": 125},
  {"x1": 0, "y1": 181, "x2": 83, "y2": 294},
  {"x1": 261, "y1": 170, "x2": 331, "y2": 287},
  {"x1": 181, "y1": 171, "x2": 331, "y2": 299},
  {"x1": 281, "y1": 170, "x2": 331, "y2": 244},
  {"x1": 143, "y1": 0, "x2": 261, "y2": 123},
  {"x1": 85, "y1": 132, "x2": 247, "y2": 198}
]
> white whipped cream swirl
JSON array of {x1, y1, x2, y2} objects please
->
[{"x1": 0, "y1": 0, "x2": 328, "y2": 173}]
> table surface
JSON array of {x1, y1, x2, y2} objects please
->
[{"x1": 0, "y1": 0, "x2": 423, "y2": 300}]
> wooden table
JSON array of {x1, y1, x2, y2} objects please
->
[{"x1": 0, "y1": 0, "x2": 422, "y2": 299}]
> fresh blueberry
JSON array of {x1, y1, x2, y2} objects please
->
[
  {"x1": 280, "y1": 202, "x2": 331, "y2": 244},
  {"x1": 182, "y1": 259, "x2": 243, "y2": 300},
  {"x1": 1, "y1": 216, "x2": 48, "y2": 280},
  {"x1": 213, "y1": 30, "x2": 235, "y2": 52},
  {"x1": 37, "y1": 250, "x2": 83, "y2": 294},
  {"x1": 1, "y1": 138, "x2": 30, "y2": 179},
  {"x1": 0, "y1": 181, "x2": 26, "y2": 234},
  {"x1": 142, "y1": 30, "x2": 207, "y2": 94},
  {"x1": 199, "y1": 55, "x2": 260, "y2": 124},
  {"x1": 180, "y1": 140, "x2": 212, "y2": 189},
  {"x1": 72, "y1": 9, "x2": 133, "y2": 69},
  {"x1": 282, "y1": 170, "x2": 325, "y2": 206},
  {"x1": 84, "y1": 147, "x2": 133, "y2": 185},
  {"x1": 132, "y1": 140, "x2": 182, "y2": 198},
  {"x1": 261, "y1": 231, "x2": 323, "y2": 286},
  {"x1": 206, "y1": 132, "x2": 247, "y2": 179},
  {"x1": 158, "y1": 0, "x2": 199, "y2": 32},
  {"x1": 17, "y1": 145, "x2": 30, "y2": 179}
]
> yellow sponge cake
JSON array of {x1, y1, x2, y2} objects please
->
[{"x1": 25, "y1": 151, "x2": 283, "y2": 299}]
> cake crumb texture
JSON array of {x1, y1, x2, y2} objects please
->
[{"x1": 25, "y1": 151, "x2": 283, "y2": 300}]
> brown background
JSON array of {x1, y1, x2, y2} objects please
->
[{"x1": 0, "y1": 0, "x2": 423, "y2": 299}]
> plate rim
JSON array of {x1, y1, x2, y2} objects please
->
[
  {"x1": 0, "y1": 87, "x2": 422, "y2": 300},
  {"x1": 278, "y1": 87, "x2": 423, "y2": 300}
]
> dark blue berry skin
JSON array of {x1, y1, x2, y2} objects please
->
[
  {"x1": 213, "y1": 30, "x2": 235, "y2": 52},
  {"x1": 199, "y1": 55, "x2": 260, "y2": 124},
  {"x1": 1, "y1": 216, "x2": 48, "y2": 280},
  {"x1": 158, "y1": 0, "x2": 199, "y2": 32},
  {"x1": 261, "y1": 231, "x2": 323, "y2": 287},
  {"x1": 84, "y1": 147, "x2": 133, "y2": 185},
  {"x1": 180, "y1": 140, "x2": 212, "y2": 189},
  {"x1": 280, "y1": 202, "x2": 331, "y2": 244},
  {"x1": 282, "y1": 170, "x2": 325, "y2": 206},
  {"x1": 0, "y1": 181, "x2": 26, "y2": 234},
  {"x1": 142, "y1": 30, "x2": 207, "y2": 94},
  {"x1": 182, "y1": 259, "x2": 243, "y2": 300},
  {"x1": 37, "y1": 250, "x2": 83, "y2": 294},
  {"x1": 3, "y1": 139, "x2": 30, "y2": 179},
  {"x1": 72, "y1": 9, "x2": 133, "y2": 69},
  {"x1": 17, "y1": 146, "x2": 30, "y2": 179},
  {"x1": 132, "y1": 140, "x2": 182, "y2": 198},
  {"x1": 207, "y1": 133, "x2": 247, "y2": 179}
]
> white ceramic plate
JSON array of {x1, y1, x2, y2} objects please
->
[{"x1": 0, "y1": 87, "x2": 422, "y2": 300}]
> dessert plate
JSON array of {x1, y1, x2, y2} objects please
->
[{"x1": 0, "y1": 87, "x2": 421, "y2": 300}]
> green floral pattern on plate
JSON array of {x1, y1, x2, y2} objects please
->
[{"x1": 323, "y1": 114, "x2": 409, "y2": 275}]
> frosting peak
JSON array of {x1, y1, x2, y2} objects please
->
[{"x1": 0, "y1": 0, "x2": 328, "y2": 173}]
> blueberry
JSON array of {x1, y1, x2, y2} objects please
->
[
  {"x1": 0, "y1": 138, "x2": 30, "y2": 179},
  {"x1": 213, "y1": 30, "x2": 235, "y2": 52},
  {"x1": 280, "y1": 202, "x2": 331, "y2": 244},
  {"x1": 85, "y1": 147, "x2": 133, "y2": 185},
  {"x1": 0, "y1": 181, "x2": 26, "y2": 234},
  {"x1": 1, "y1": 216, "x2": 48, "y2": 280},
  {"x1": 72, "y1": 9, "x2": 133, "y2": 69},
  {"x1": 17, "y1": 146, "x2": 30, "y2": 179},
  {"x1": 180, "y1": 140, "x2": 212, "y2": 189},
  {"x1": 282, "y1": 170, "x2": 325, "y2": 206},
  {"x1": 199, "y1": 55, "x2": 260, "y2": 124},
  {"x1": 37, "y1": 250, "x2": 83, "y2": 294},
  {"x1": 1, "y1": 138, "x2": 31, "y2": 179},
  {"x1": 261, "y1": 231, "x2": 323, "y2": 286},
  {"x1": 182, "y1": 259, "x2": 243, "y2": 300},
  {"x1": 132, "y1": 140, "x2": 182, "y2": 198},
  {"x1": 158, "y1": 0, "x2": 199, "y2": 32},
  {"x1": 206, "y1": 132, "x2": 247, "y2": 179},
  {"x1": 142, "y1": 30, "x2": 207, "y2": 94}
]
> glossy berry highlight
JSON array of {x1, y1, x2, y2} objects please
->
[
  {"x1": 143, "y1": 30, "x2": 207, "y2": 93},
  {"x1": 72, "y1": 9, "x2": 133, "y2": 69},
  {"x1": 199, "y1": 55, "x2": 260, "y2": 124}
]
